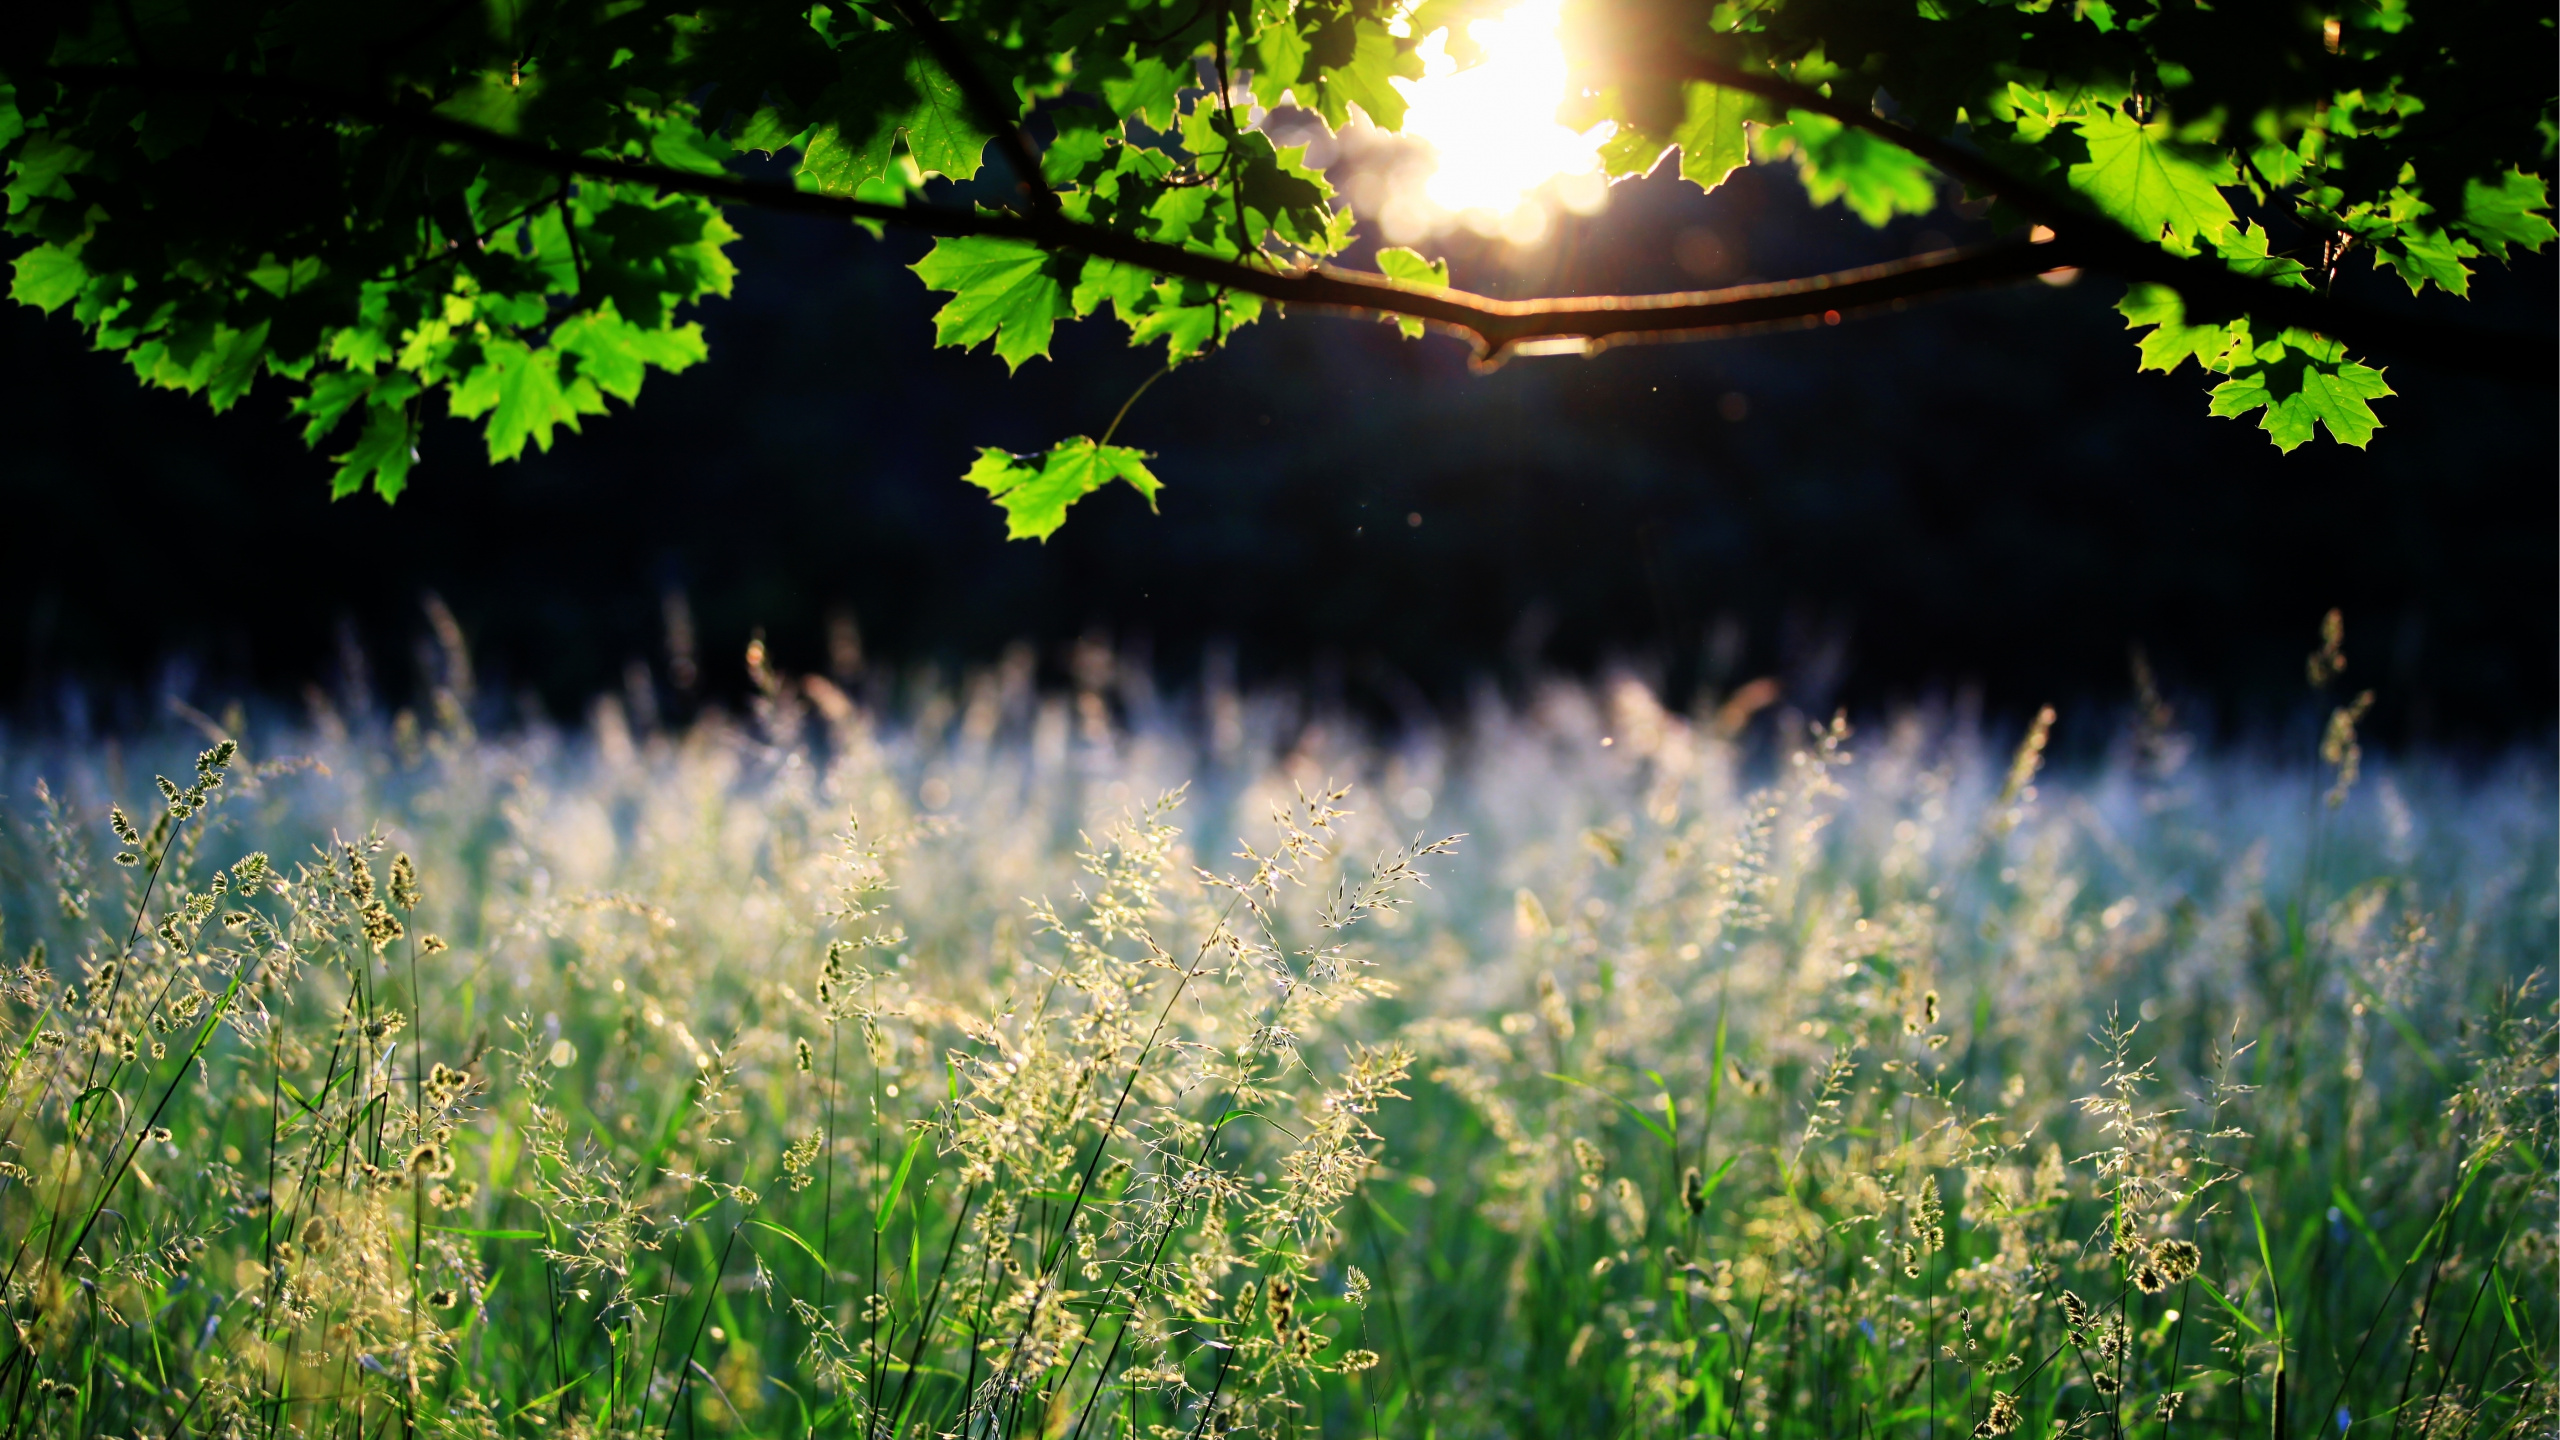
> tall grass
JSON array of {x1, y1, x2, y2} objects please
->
[{"x1": 0, "y1": 650, "x2": 2548, "y2": 1440}]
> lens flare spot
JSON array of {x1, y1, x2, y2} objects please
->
[{"x1": 1389, "y1": 0, "x2": 1614, "y2": 236}]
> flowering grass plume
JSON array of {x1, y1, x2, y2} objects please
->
[{"x1": 0, "y1": 633, "x2": 2548, "y2": 1439}]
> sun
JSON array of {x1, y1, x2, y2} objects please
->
[{"x1": 1387, "y1": 0, "x2": 1616, "y2": 241}]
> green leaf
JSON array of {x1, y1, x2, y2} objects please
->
[
  {"x1": 329, "y1": 393, "x2": 422, "y2": 502},
  {"x1": 433, "y1": 70, "x2": 545, "y2": 135},
  {"x1": 9, "y1": 241, "x2": 84, "y2": 312},
  {"x1": 799, "y1": 52, "x2": 992, "y2": 193},
  {"x1": 1250, "y1": 23, "x2": 1311, "y2": 111},
  {"x1": 963, "y1": 437, "x2": 1162, "y2": 541},
  {"x1": 1309, "y1": 18, "x2": 1420, "y2": 132},
  {"x1": 449, "y1": 338, "x2": 605, "y2": 462},
  {"x1": 1672, "y1": 83, "x2": 1761, "y2": 192},
  {"x1": 1375, "y1": 247, "x2": 1449, "y2": 287},
  {"x1": 747, "y1": 1218, "x2": 829, "y2": 1269},
  {"x1": 203, "y1": 321, "x2": 269, "y2": 411},
  {"x1": 895, "y1": 56, "x2": 994, "y2": 181},
  {"x1": 1760, "y1": 110, "x2": 1937, "y2": 227},
  {"x1": 296, "y1": 369, "x2": 379, "y2": 445},
  {"x1": 1374, "y1": 246, "x2": 1449, "y2": 338},
  {"x1": 555, "y1": 305, "x2": 709, "y2": 403},
  {"x1": 2456, "y1": 169, "x2": 2556, "y2": 262},
  {"x1": 2206, "y1": 331, "x2": 2392, "y2": 452},
  {"x1": 648, "y1": 118, "x2": 735, "y2": 178},
  {"x1": 2325, "y1": 1184, "x2": 2394, "y2": 1276},
  {"x1": 875, "y1": 1128, "x2": 928, "y2": 1232},
  {"x1": 801, "y1": 120, "x2": 898, "y2": 196},
  {"x1": 1541, "y1": 1071, "x2": 1674, "y2": 1145},
  {"x1": 1071, "y1": 255, "x2": 1159, "y2": 323},
  {"x1": 2115, "y1": 283, "x2": 2234, "y2": 375},
  {"x1": 2375, "y1": 227, "x2": 2478, "y2": 298},
  {"x1": 1126, "y1": 285, "x2": 1261, "y2": 360},
  {"x1": 2246, "y1": 1186, "x2": 2286, "y2": 1345},
  {"x1": 127, "y1": 320, "x2": 271, "y2": 411},
  {"x1": 2248, "y1": 141, "x2": 2307, "y2": 190},
  {"x1": 2191, "y1": 1273, "x2": 2267, "y2": 1337},
  {"x1": 5, "y1": 134, "x2": 87, "y2": 214},
  {"x1": 2210, "y1": 220, "x2": 2312, "y2": 290},
  {"x1": 1596, "y1": 124, "x2": 1671, "y2": 182},
  {"x1": 1108, "y1": 55, "x2": 1189, "y2": 133},
  {"x1": 2067, "y1": 107, "x2": 2237, "y2": 252},
  {"x1": 912, "y1": 235, "x2": 1073, "y2": 371},
  {"x1": 1692, "y1": 1153, "x2": 1740, "y2": 1211},
  {"x1": 1595, "y1": 81, "x2": 1762, "y2": 190}
]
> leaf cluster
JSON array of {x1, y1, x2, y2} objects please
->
[{"x1": 1, "y1": 0, "x2": 2549, "y2": 528}]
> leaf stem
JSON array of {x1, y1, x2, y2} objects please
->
[{"x1": 1098, "y1": 365, "x2": 1172, "y2": 448}]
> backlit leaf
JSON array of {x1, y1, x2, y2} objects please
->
[
  {"x1": 449, "y1": 338, "x2": 605, "y2": 462},
  {"x1": 1374, "y1": 247, "x2": 1450, "y2": 288},
  {"x1": 1108, "y1": 55, "x2": 1189, "y2": 132},
  {"x1": 1375, "y1": 246, "x2": 1450, "y2": 338},
  {"x1": 2374, "y1": 228, "x2": 2478, "y2": 297},
  {"x1": 555, "y1": 305, "x2": 709, "y2": 403},
  {"x1": 329, "y1": 388, "x2": 422, "y2": 502},
  {"x1": 1309, "y1": 19, "x2": 1419, "y2": 132},
  {"x1": 801, "y1": 120, "x2": 899, "y2": 195},
  {"x1": 2206, "y1": 334, "x2": 2392, "y2": 452},
  {"x1": 2456, "y1": 170, "x2": 2556, "y2": 261},
  {"x1": 912, "y1": 235, "x2": 1074, "y2": 371},
  {"x1": 2116, "y1": 283, "x2": 2234, "y2": 375},
  {"x1": 1673, "y1": 84, "x2": 1763, "y2": 192},
  {"x1": 2067, "y1": 108, "x2": 2236, "y2": 252},
  {"x1": 9, "y1": 241, "x2": 83, "y2": 311},
  {"x1": 1127, "y1": 286, "x2": 1262, "y2": 360},
  {"x1": 963, "y1": 437, "x2": 1162, "y2": 540},
  {"x1": 1760, "y1": 110, "x2": 1937, "y2": 226},
  {"x1": 896, "y1": 56, "x2": 994, "y2": 181}
]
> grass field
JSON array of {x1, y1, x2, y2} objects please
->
[{"x1": 0, "y1": 659, "x2": 2548, "y2": 1440}]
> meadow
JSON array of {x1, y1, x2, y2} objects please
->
[{"x1": 0, "y1": 644, "x2": 2548, "y2": 1440}]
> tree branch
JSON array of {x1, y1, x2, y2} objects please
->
[
  {"x1": 1630, "y1": 53, "x2": 2555, "y2": 378},
  {"x1": 33, "y1": 64, "x2": 2552, "y2": 377}
]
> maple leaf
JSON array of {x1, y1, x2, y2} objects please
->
[
  {"x1": 2067, "y1": 108, "x2": 2237, "y2": 253},
  {"x1": 4, "y1": 0, "x2": 2540, "y2": 514},
  {"x1": 448, "y1": 338, "x2": 607, "y2": 462},
  {"x1": 801, "y1": 120, "x2": 899, "y2": 196},
  {"x1": 1071, "y1": 256, "x2": 1159, "y2": 324},
  {"x1": 1107, "y1": 54, "x2": 1189, "y2": 132},
  {"x1": 554, "y1": 305, "x2": 709, "y2": 403},
  {"x1": 1306, "y1": 18, "x2": 1421, "y2": 132},
  {"x1": 1249, "y1": 24, "x2": 1310, "y2": 112},
  {"x1": 1674, "y1": 84, "x2": 1764, "y2": 192},
  {"x1": 2456, "y1": 170, "x2": 2557, "y2": 261},
  {"x1": 2206, "y1": 330, "x2": 2393, "y2": 452},
  {"x1": 1758, "y1": 111, "x2": 1937, "y2": 227},
  {"x1": 321, "y1": 377, "x2": 422, "y2": 500},
  {"x1": 2116, "y1": 283, "x2": 2235, "y2": 375},
  {"x1": 1128, "y1": 286, "x2": 1263, "y2": 360},
  {"x1": 912, "y1": 236, "x2": 1074, "y2": 371},
  {"x1": 799, "y1": 52, "x2": 993, "y2": 194},
  {"x1": 2374, "y1": 228, "x2": 2479, "y2": 298},
  {"x1": 9, "y1": 241, "x2": 84, "y2": 311},
  {"x1": 125, "y1": 319, "x2": 270, "y2": 411},
  {"x1": 2210, "y1": 221, "x2": 2312, "y2": 290},
  {"x1": 1595, "y1": 82, "x2": 1763, "y2": 191},
  {"x1": 963, "y1": 437, "x2": 1162, "y2": 540},
  {"x1": 1375, "y1": 247, "x2": 1450, "y2": 339},
  {"x1": 895, "y1": 56, "x2": 994, "y2": 180}
]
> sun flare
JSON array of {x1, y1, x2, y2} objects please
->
[{"x1": 1388, "y1": 0, "x2": 1615, "y2": 240}]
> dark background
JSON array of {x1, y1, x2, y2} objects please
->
[{"x1": 4, "y1": 155, "x2": 2553, "y2": 745}]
